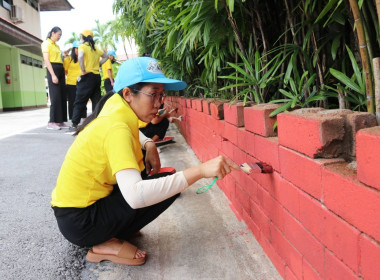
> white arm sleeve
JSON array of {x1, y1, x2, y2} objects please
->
[
  {"x1": 139, "y1": 130, "x2": 153, "y2": 150},
  {"x1": 115, "y1": 169, "x2": 189, "y2": 209}
]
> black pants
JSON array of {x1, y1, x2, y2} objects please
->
[
  {"x1": 140, "y1": 118, "x2": 169, "y2": 140},
  {"x1": 72, "y1": 73, "x2": 101, "y2": 126},
  {"x1": 104, "y1": 78, "x2": 113, "y2": 93},
  {"x1": 52, "y1": 172, "x2": 179, "y2": 247},
  {"x1": 47, "y1": 63, "x2": 67, "y2": 123},
  {"x1": 65, "y1": 85, "x2": 87, "y2": 120}
]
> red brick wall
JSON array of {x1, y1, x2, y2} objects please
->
[{"x1": 166, "y1": 96, "x2": 380, "y2": 280}]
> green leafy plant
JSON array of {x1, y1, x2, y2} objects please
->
[
  {"x1": 218, "y1": 48, "x2": 287, "y2": 104},
  {"x1": 327, "y1": 45, "x2": 367, "y2": 111}
]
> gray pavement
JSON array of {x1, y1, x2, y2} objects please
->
[{"x1": 0, "y1": 107, "x2": 281, "y2": 280}]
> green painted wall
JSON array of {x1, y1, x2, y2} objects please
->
[{"x1": 0, "y1": 41, "x2": 46, "y2": 110}]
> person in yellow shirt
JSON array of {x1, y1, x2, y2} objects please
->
[
  {"x1": 51, "y1": 57, "x2": 240, "y2": 266},
  {"x1": 70, "y1": 30, "x2": 107, "y2": 130},
  {"x1": 41, "y1": 26, "x2": 68, "y2": 130},
  {"x1": 63, "y1": 41, "x2": 86, "y2": 120},
  {"x1": 102, "y1": 50, "x2": 116, "y2": 93}
]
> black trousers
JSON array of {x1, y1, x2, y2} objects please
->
[
  {"x1": 140, "y1": 118, "x2": 169, "y2": 140},
  {"x1": 72, "y1": 73, "x2": 101, "y2": 126},
  {"x1": 65, "y1": 85, "x2": 87, "y2": 120},
  {"x1": 47, "y1": 63, "x2": 67, "y2": 123},
  {"x1": 52, "y1": 172, "x2": 179, "y2": 247},
  {"x1": 103, "y1": 78, "x2": 113, "y2": 93}
]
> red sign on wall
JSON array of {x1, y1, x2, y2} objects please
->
[{"x1": 6, "y1": 65, "x2": 10, "y2": 71}]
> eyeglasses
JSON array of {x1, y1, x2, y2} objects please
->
[{"x1": 136, "y1": 90, "x2": 166, "y2": 105}]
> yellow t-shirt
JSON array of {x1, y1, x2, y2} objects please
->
[
  {"x1": 78, "y1": 42, "x2": 104, "y2": 74},
  {"x1": 51, "y1": 94, "x2": 145, "y2": 208},
  {"x1": 41, "y1": 38, "x2": 62, "y2": 63},
  {"x1": 63, "y1": 57, "x2": 81, "y2": 85},
  {"x1": 102, "y1": 59, "x2": 113, "y2": 79}
]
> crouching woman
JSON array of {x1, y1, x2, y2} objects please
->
[{"x1": 51, "y1": 57, "x2": 239, "y2": 266}]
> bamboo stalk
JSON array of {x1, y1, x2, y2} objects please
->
[
  {"x1": 374, "y1": 58, "x2": 380, "y2": 124},
  {"x1": 376, "y1": 0, "x2": 380, "y2": 31},
  {"x1": 348, "y1": 0, "x2": 375, "y2": 113}
]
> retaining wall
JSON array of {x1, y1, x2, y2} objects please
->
[{"x1": 166, "y1": 96, "x2": 380, "y2": 280}]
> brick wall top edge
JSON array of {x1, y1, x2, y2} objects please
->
[
  {"x1": 283, "y1": 108, "x2": 355, "y2": 120},
  {"x1": 358, "y1": 126, "x2": 380, "y2": 135},
  {"x1": 250, "y1": 103, "x2": 281, "y2": 110}
]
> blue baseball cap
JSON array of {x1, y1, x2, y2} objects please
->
[
  {"x1": 113, "y1": 57, "x2": 187, "y2": 92},
  {"x1": 107, "y1": 50, "x2": 116, "y2": 57},
  {"x1": 72, "y1": 41, "x2": 81, "y2": 48}
]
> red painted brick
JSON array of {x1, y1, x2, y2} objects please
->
[
  {"x1": 299, "y1": 191, "x2": 360, "y2": 273},
  {"x1": 224, "y1": 101, "x2": 252, "y2": 127},
  {"x1": 257, "y1": 182, "x2": 290, "y2": 233},
  {"x1": 282, "y1": 210, "x2": 324, "y2": 276},
  {"x1": 285, "y1": 266, "x2": 298, "y2": 280},
  {"x1": 214, "y1": 119, "x2": 225, "y2": 137},
  {"x1": 210, "y1": 100, "x2": 227, "y2": 120},
  {"x1": 343, "y1": 112, "x2": 376, "y2": 158},
  {"x1": 243, "y1": 208, "x2": 261, "y2": 241},
  {"x1": 241, "y1": 131, "x2": 255, "y2": 158},
  {"x1": 193, "y1": 98, "x2": 203, "y2": 112},
  {"x1": 303, "y1": 258, "x2": 323, "y2": 280},
  {"x1": 221, "y1": 139, "x2": 234, "y2": 160},
  {"x1": 222, "y1": 122, "x2": 238, "y2": 146},
  {"x1": 323, "y1": 163, "x2": 380, "y2": 242},
  {"x1": 254, "y1": 135, "x2": 280, "y2": 171},
  {"x1": 179, "y1": 97, "x2": 187, "y2": 108},
  {"x1": 325, "y1": 250, "x2": 359, "y2": 280},
  {"x1": 277, "y1": 109, "x2": 345, "y2": 158},
  {"x1": 250, "y1": 199, "x2": 270, "y2": 240},
  {"x1": 185, "y1": 98, "x2": 193, "y2": 108},
  {"x1": 279, "y1": 146, "x2": 344, "y2": 200},
  {"x1": 236, "y1": 184, "x2": 250, "y2": 214},
  {"x1": 356, "y1": 127, "x2": 380, "y2": 191},
  {"x1": 202, "y1": 99, "x2": 211, "y2": 115},
  {"x1": 273, "y1": 177, "x2": 300, "y2": 220},
  {"x1": 270, "y1": 223, "x2": 303, "y2": 279},
  {"x1": 232, "y1": 146, "x2": 247, "y2": 166},
  {"x1": 232, "y1": 172, "x2": 257, "y2": 202},
  {"x1": 261, "y1": 236, "x2": 286, "y2": 279},
  {"x1": 244, "y1": 104, "x2": 280, "y2": 137},
  {"x1": 360, "y1": 234, "x2": 380, "y2": 280},
  {"x1": 237, "y1": 128, "x2": 249, "y2": 150}
]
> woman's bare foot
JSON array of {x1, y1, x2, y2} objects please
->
[{"x1": 92, "y1": 238, "x2": 146, "y2": 259}]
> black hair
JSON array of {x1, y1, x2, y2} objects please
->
[
  {"x1": 142, "y1": 52, "x2": 151, "y2": 57},
  {"x1": 47, "y1": 26, "x2": 61, "y2": 39},
  {"x1": 70, "y1": 47, "x2": 78, "y2": 63},
  {"x1": 82, "y1": 34, "x2": 96, "y2": 51},
  {"x1": 74, "y1": 82, "x2": 147, "y2": 135}
]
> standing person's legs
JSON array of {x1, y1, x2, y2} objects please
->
[
  {"x1": 104, "y1": 78, "x2": 113, "y2": 93},
  {"x1": 71, "y1": 73, "x2": 94, "y2": 126},
  {"x1": 57, "y1": 67, "x2": 67, "y2": 123},
  {"x1": 66, "y1": 85, "x2": 76, "y2": 120},
  {"x1": 89, "y1": 74, "x2": 102, "y2": 112},
  {"x1": 47, "y1": 64, "x2": 64, "y2": 125}
]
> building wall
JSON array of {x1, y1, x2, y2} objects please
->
[
  {"x1": 168, "y1": 96, "x2": 380, "y2": 280},
  {"x1": 0, "y1": 41, "x2": 46, "y2": 110},
  {"x1": 0, "y1": 0, "x2": 41, "y2": 37}
]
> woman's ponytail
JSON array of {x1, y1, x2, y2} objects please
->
[{"x1": 47, "y1": 26, "x2": 61, "y2": 39}]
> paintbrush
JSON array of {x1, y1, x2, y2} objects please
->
[{"x1": 240, "y1": 162, "x2": 273, "y2": 174}]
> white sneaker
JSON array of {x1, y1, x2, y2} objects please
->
[{"x1": 47, "y1": 122, "x2": 61, "y2": 130}]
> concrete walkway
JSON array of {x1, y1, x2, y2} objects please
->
[{"x1": 0, "y1": 107, "x2": 281, "y2": 279}]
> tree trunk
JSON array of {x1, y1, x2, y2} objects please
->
[
  {"x1": 374, "y1": 58, "x2": 380, "y2": 124},
  {"x1": 348, "y1": 0, "x2": 375, "y2": 113}
]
